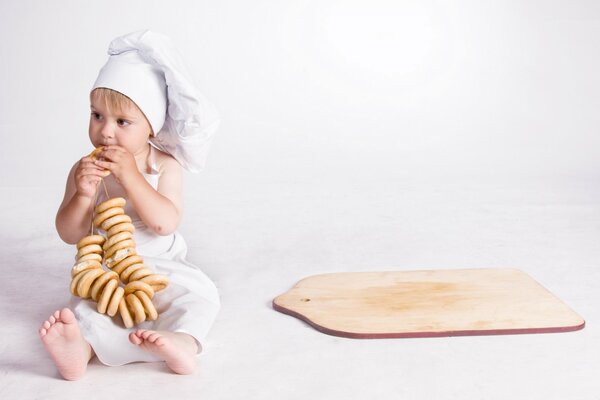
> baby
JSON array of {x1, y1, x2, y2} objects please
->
[{"x1": 38, "y1": 30, "x2": 220, "y2": 380}]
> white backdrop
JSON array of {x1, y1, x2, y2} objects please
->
[
  {"x1": 1, "y1": 0, "x2": 599, "y2": 188},
  {"x1": 2, "y1": 2, "x2": 600, "y2": 398}
]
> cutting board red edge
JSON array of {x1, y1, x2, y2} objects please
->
[{"x1": 272, "y1": 300, "x2": 586, "y2": 339}]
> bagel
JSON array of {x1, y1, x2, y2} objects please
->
[
  {"x1": 136, "y1": 291, "x2": 158, "y2": 321},
  {"x1": 104, "y1": 239, "x2": 136, "y2": 261},
  {"x1": 111, "y1": 255, "x2": 144, "y2": 275},
  {"x1": 77, "y1": 253, "x2": 103, "y2": 263},
  {"x1": 101, "y1": 214, "x2": 132, "y2": 232},
  {"x1": 121, "y1": 263, "x2": 147, "y2": 283},
  {"x1": 96, "y1": 278, "x2": 119, "y2": 314},
  {"x1": 106, "y1": 286, "x2": 125, "y2": 317},
  {"x1": 95, "y1": 197, "x2": 126, "y2": 214},
  {"x1": 77, "y1": 235, "x2": 105, "y2": 249},
  {"x1": 71, "y1": 259, "x2": 102, "y2": 277},
  {"x1": 70, "y1": 265, "x2": 102, "y2": 295},
  {"x1": 119, "y1": 298, "x2": 134, "y2": 328},
  {"x1": 93, "y1": 207, "x2": 125, "y2": 228},
  {"x1": 128, "y1": 267, "x2": 153, "y2": 282},
  {"x1": 88, "y1": 147, "x2": 111, "y2": 176},
  {"x1": 124, "y1": 281, "x2": 154, "y2": 298},
  {"x1": 90, "y1": 271, "x2": 119, "y2": 301},
  {"x1": 88, "y1": 147, "x2": 104, "y2": 160},
  {"x1": 103, "y1": 231, "x2": 133, "y2": 251},
  {"x1": 107, "y1": 222, "x2": 135, "y2": 237},
  {"x1": 70, "y1": 196, "x2": 169, "y2": 327},
  {"x1": 105, "y1": 248, "x2": 136, "y2": 268},
  {"x1": 75, "y1": 268, "x2": 105, "y2": 299},
  {"x1": 126, "y1": 293, "x2": 146, "y2": 325},
  {"x1": 75, "y1": 243, "x2": 103, "y2": 260},
  {"x1": 140, "y1": 275, "x2": 169, "y2": 292}
]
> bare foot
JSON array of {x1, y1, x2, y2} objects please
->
[
  {"x1": 39, "y1": 308, "x2": 93, "y2": 380},
  {"x1": 129, "y1": 330, "x2": 198, "y2": 374}
]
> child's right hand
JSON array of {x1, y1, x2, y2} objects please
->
[{"x1": 74, "y1": 155, "x2": 110, "y2": 198}]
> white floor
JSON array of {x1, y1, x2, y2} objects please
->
[{"x1": 1, "y1": 176, "x2": 599, "y2": 399}]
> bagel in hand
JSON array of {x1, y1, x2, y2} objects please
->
[
  {"x1": 89, "y1": 147, "x2": 110, "y2": 176},
  {"x1": 88, "y1": 146, "x2": 104, "y2": 160}
]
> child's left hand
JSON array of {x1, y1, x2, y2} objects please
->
[{"x1": 94, "y1": 145, "x2": 139, "y2": 186}]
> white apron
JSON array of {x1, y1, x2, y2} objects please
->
[{"x1": 72, "y1": 146, "x2": 220, "y2": 366}]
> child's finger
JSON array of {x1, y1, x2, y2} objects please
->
[
  {"x1": 81, "y1": 155, "x2": 107, "y2": 164},
  {"x1": 93, "y1": 160, "x2": 115, "y2": 171},
  {"x1": 78, "y1": 158, "x2": 105, "y2": 170},
  {"x1": 80, "y1": 167, "x2": 110, "y2": 177},
  {"x1": 79, "y1": 161, "x2": 106, "y2": 170},
  {"x1": 100, "y1": 146, "x2": 116, "y2": 157},
  {"x1": 101, "y1": 146, "x2": 129, "y2": 162}
]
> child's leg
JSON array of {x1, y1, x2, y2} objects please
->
[
  {"x1": 39, "y1": 308, "x2": 94, "y2": 381},
  {"x1": 129, "y1": 330, "x2": 199, "y2": 375}
]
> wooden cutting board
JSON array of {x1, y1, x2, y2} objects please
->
[{"x1": 272, "y1": 268, "x2": 585, "y2": 338}]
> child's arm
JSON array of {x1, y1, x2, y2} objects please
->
[
  {"x1": 56, "y1": 157, "x2": 108, "y2": 244},
  {"x1": 95, "y1": 145, "x2": 182, "y2": 235}
]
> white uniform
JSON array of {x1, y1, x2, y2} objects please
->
[{"x1": 72, "y1": 146, "x2": 220, "y2": 366}]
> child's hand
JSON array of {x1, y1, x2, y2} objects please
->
[
  {"x1": 93, "y1": 145, "x2": 139, "y2": 186},
  {"x1": 74, "y1": 156, "x2": 109, "y2": 198}
]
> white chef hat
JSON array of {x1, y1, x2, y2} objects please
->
[{"x1": 91, "y1": 30, "x2": 220, "y2": 172}]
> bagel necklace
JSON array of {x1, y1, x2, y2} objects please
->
[{"x1": 70, "y1": 147, "x2": 169, "y2": 328}]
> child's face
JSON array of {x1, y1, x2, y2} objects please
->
[{"x1": 88, "y1": 96, "x2": 152, "y2": 155}]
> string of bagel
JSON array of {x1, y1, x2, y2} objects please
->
[{"x1": 70, "y1": 147, "x2": 169, "y2": 328}]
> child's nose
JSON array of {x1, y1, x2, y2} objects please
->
[{"x1": 100, "y1": 123, "x2": 114, "y2": 138}]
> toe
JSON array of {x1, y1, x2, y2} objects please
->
[
  {"x1": 135, "y1": 329, "x2": 147, "y2": 338},
  {"x1": 141, "y1": 330, "x2": 155, "y2": 340},
  {"x1": 49, "y1": 315, "x2": 56, "y2": 324},
  {"x1": 43, "y1": 320, "x2": 51, "y2": 330},
  {"x1": 53, "y1": 310, "x2": 61, "y2": 319},
  {"x1": 129, "y1": 332, "x2": 142, "y2": 345},
  {"x1": 146, "y1": 332, "x2": 162, "y2": 343},
  {"x1": 60, "y1": 308, "x2": 76, "y2": 324},
  {"x1": 39, "y1": 328, "x2": 47, "y2": 337}
]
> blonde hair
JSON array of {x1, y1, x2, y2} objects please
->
[{"x1": 90, "y1": 88, "x2": 154, "y2": 134}]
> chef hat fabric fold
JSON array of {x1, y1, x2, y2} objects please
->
[{"x1": 92, "y1": 30, "x2": 219, "y2": 172}]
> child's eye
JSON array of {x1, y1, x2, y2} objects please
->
[
  {"x1": 91, "y1": 112, "x2": 102, "y2": 120},
  {"x1": 117, "y1": 119, "x2": 130, "y2": 127}
]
